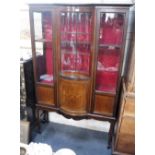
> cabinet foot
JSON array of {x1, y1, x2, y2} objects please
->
[
  {"x1": 108, "y1": 121, "x2": 115, "y2": 149},
  {"x1": 36, "y1": 108, "x2": 41, "y2": 133}
]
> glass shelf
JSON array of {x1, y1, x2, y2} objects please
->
[
  {"x1": 61, "y1": 32, "x2": 90, "y2": 34},
  {"x1": 61, "y1": 50, "x2": 90, "y2": 56},
  {"x1": 61, "y1": 41, "x2": 90, "y2": 44},
  {"x1": 35, "y1": 38, "x2": 52, "y2": 43},
  {"x1": 60, "y1": 71, "x2": 90, "y2": 80},
  {"x1": 61, "y1": 32, "x2": 91, "y2": 43},
  {"x1": 97, "y1": 68, "x2": 119, "y2": 72},
  {"x1": 99, "y1": 44, "x2": 122, "y2": 49}
]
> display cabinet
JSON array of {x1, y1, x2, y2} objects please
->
[{"x1": 29, "y1": 3, "x2": 132, "y2": 147}]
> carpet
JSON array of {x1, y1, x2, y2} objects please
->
[{"x1": 31, "y1": 122, "x2": 112, "y2": 155}]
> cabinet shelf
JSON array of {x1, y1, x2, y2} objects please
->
[
  {"x1": 99, "y1": 44, "x2": 122, "y2": 49},
  {"x1": 95, "y1": 90, "x2": 116, "y2": 95},
  {"x1": 36, "y1": 82, "x2": 54, "y2": 87},
  {"x1": 35, "y1": 38, "x2": 52, "y2": 43},
  {"x1": 61, "y1": 50, "x2": 90, "y2": 56},
  {"x1": 61, "y1": 41, "x2": 90, "y2": 44},
  {"x1": 97, "y1": 69, "x2": 119, "y2": 72},
  {"x1": 61, "y1": 32, "x2": 90, "y2": 34},
  {"x1": 60, "y1": 71, "x2": 90, "y2": 80}
]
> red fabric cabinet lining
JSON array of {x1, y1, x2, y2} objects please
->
[
  {"x1": 96, "y1": 71, "x2": 118, "y2": 92},
  {"x1": 38, "y1": 12, "x2": 123, "y2": 89},
  {"x1": 98, "y1": 49, "x2": 120, "y2": 69},
  {"x1": 99, "y1": 16, "x2": 124, "y2": 44}
]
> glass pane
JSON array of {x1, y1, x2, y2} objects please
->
[
  {"x1": 96, "y1": 71, "x2": 118, "y2": 92},
  {"x1": 35, "y1": 42, "x2": 53, "y2": 84},
  {"x1": 61, "y1": 52, "x2": 76, "y2": 71},
  {"x1": 61, "y1": 12, "x2": 77, "y2": 33},
  {"x1": 42, "y1": 12, "x2": 52, "y2": 41},
  {"x1": 99, "y1": 13, "x2": 124, "y2": 45},
  {"x1": 77, "y1": 13, "x2": 92, "y2": 43},
  {"x1": 77, "y1": 13, "x2": 91, "y2": 33},
  {"x1": 34, "y1": 12, "x2": 43, "y2": 40},
  {"x1": 34, "y1": 12, "x2": 52, "y2": 41},
  {"x1": 76, "y1": 44, "x2": 90, "y2": 73},
  {"x1": 96, "y1": 47, "x2": 121, "y2": 93},
  {"x1": 34, "y1": 12, "x2": 53, "y2": 84},
  {"x1": 60, "y1": 12, "x2": 92, "y2": 77}
]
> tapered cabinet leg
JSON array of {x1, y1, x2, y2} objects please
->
[
  {"x1": 45, "y1": 111, "x2": 49, "y2": 123},
  {"x1": 42, "y1": 110, "x2": 49, "y2": 123},
  {"x1": 32, "y1": 106, "x2": 36, "y2": 123},
  {"x1": 36, "y1": 108, "x2": 41, "y2": 133},
  {"x1": 108, "y1": 121, "x2": 115, "y2": 149}
]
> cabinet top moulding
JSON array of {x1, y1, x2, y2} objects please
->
[{"x1": 28, "y1": 3, "x2": 134, "y2": 7}]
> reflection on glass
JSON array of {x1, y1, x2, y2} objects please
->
[
  {"x1": 96, "y1": 47, "x2": 121, "y2": 93},
  {"x1": 35, "y1": 42, "x2": 43, "y2": 55},
  {"x1": 60, "y1": 12, "x2": 92, "y2": 77},
  {"x1": 34, "y1": 12, "x2": 52, "y2": 41},
  {"x1": 34, "y1": 12, "x2": 42, "y2": 40},
  {"x1": 77, "y1": 13, "x2": 91, "y2": 33},
  {"x1": 34, "y1": 12, "x2": 53, "y2": 84},
  {"x1": 99, "y1": 13, "x2": 124, "y2": 45}
]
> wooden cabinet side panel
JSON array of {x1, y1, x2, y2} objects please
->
[
  {"x1": 114, "y1": 86, "x2": 135, "y2": 155},
  {"x1": 123, "y1": 97, "x2": 135, "y2": 116},
  {"x1": 119, "y1": 117, "x2": 135, "y2": 135},
  {"x1": 116, "y1": 133, "x2": 135, "y2": 154}
]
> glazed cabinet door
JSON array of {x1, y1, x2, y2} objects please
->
[
  {"x1": 29, "y1": 8, "x2": 56, "y2": 106},
  {"x1": 92, "y1": 7, "x2": 128, "y2": 116},
  {"x1": 57, "y1": 6, "x2": 94, "y2": 116}
]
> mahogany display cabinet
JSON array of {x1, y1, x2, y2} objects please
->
[{"x1": 29, "y1": 3, "x2": 133, "y2": 147}]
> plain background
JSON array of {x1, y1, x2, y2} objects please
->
[{"x1": 0, "y1": 0, "x2": 155, "y2": 155}]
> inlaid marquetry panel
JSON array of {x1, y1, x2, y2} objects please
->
[{"x1": 59, "y1": 78, "x2": 90, "y2": 115}]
